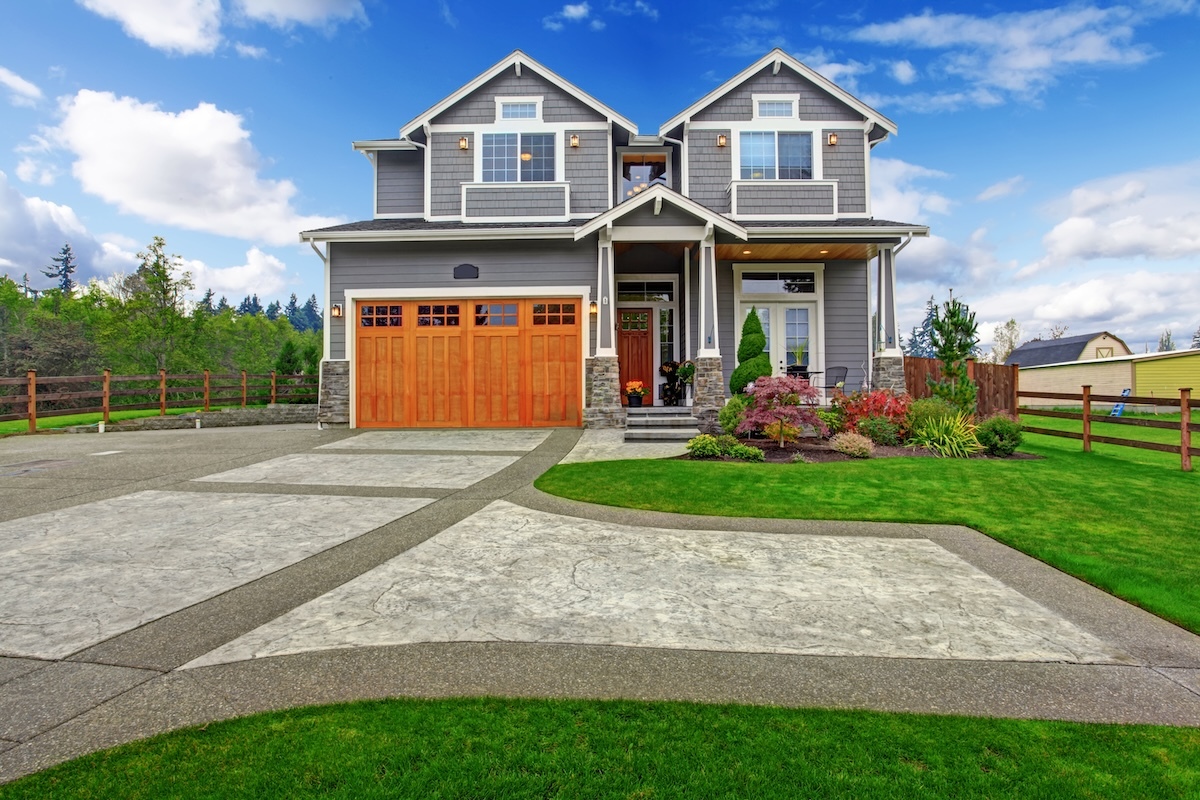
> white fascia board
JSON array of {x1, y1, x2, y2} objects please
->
[
  {"x1": 299, "y1": 227, "x2": 578, "y2": 243},
  {"x1": 398, "y1": 50, "x2": 638, "y2": 139},
  {"x1": 352, "y1": 139, "x2": 418, "y2": 151},
  {"x1": 744, "y1": 224, "x2": 929, "y2": 238},
  {"x1": 658, "y1": 48, "x2": 897, "y2": 138},
  {"x1": 574, "y1": 184, "x2": 747, "y2": 241}
]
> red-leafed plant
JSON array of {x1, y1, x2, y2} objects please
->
[
  {"x1": 833, "y1": 389, "x2": 912, "y2": 438},
  {"x1": 736, "y1": 376, "x2": 826, "y2": 446}
]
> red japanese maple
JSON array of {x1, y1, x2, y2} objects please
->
[{"x1": 737, "y1": 376, "x2": 827, "y2": 446}]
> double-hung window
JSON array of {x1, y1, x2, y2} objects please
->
[
  {"x1": 740, "y1": 132, "x2": 812, "y2": 180},
  {"x1": 482, "y1": 132, "x2": 555, "y2": 182}
]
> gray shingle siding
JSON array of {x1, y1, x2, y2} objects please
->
[
  {"x1": 565, "y1": 129, "x2": 608, "y2": 214},
  {"x1": 688, "y1": 129, "x2": 731, "y2": 213},
  {"x1": 616, "y1": 202, "x2": 703, "y2": 227},
  {"x1": 433, "y1": 69, "x2": 604, "y2": 125},
  {"x1": 822, "y1": 129, "x2": 866, "y2": 214},
  {"x1": 464, "y1": 185, "x2": 566, "y2": 218},
  {"x1": 327, "y1": 239, "x2": 598, "y2": 359},
  {"x1": 694, "y1": 66, "x2": 863, "y2": 122},
  {"x1": 736, "y1": 183, "x2": 834, "y2": 216},
  {"x1": 376, "y1": 150, "x2": 423, "y2": 216},
  {"x1": 430, "y1": 132, "x2": 473, "y2": 216}
]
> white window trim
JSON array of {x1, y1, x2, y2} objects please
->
[
  {"x1": 752, "y1": 93, "x2": 799, "y2": 120},
  {"x1": 495, "y1": 95, "x2": 543, "y2": 122},
  {"x1": 476, "y1": 131, "x2": 565, "y2": 187},
  {"x1": 733, "y1": 262, "x2": 827, "y2": 396},
  {"x1": 735, "y1": 130, "x2": 819, "y2": 182},
  {"x1": 615, "y1": 273, "x2": 678, "y2": 399},
  {"x1": 615, "y1": 146, "x2": 673, "y2": 204}
]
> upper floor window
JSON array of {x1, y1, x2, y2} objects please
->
[
  {"x1": 740, "y1": 132, "x2": 812, "y2": 180},
  {"x1": 482, "y1": 133, "x2": 555, "y2": 182},
  {"x1": 620, "y1": 152, "x2": 669, "y2": 201},
  {"x1": 501, "y1": 102, "x2": 537, "y2": 119},
  {"x1": 757, "y1": 100, "x2": 794, "y2": 118}
]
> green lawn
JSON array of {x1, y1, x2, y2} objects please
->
[
  {"x1": 536, "y1": 434, "x2": 1200, "y2": 634},
  {"x1": 1021, "y1": 410, "x2": 1192, "y2": 450},
  {"x1": 0, "y1": 405, "x2": 262, "y2": 435},
  {"x1": 3, "y1": 698, "x2": 1198, "y2": 799}
]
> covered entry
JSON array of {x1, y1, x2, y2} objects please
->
[{"x1": 354, "y1": 298, "x2": 582, "y2": 428}]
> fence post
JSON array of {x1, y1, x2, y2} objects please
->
[
  {"x1": 241, "y1": 370, "x2": 247, "y2": 408},
  {"x1": 1081, "y1": 385, "x2": 1092, "y2": 453},
  {"x1": 1182, "y1": 388, "x2": 1192, "y2": 473},
  {"x1": 26, "y1": 370, "x2": 36, "y2": 433},
  {"x1": 158, "y1": 369, "x2": 167, "y2": 416},
  {"x1": 271, "y1": 371, "x2": 277, "y2": 405},
  {"x1": 102, "y1": 369, "x2": 111, "y2": 425},
  {"x1": 203, "y1": 370, "x2": 211, "y2": 412}
]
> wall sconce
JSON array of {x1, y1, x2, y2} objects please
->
[
  {"x1": 827, "y1": 132, "x2": 838, "y2": 146},
  {"x1": 458, "y1": 136, "x2": 469, "y2": 150},
  {"x1": 589, "y1": 300, "x2": 598, "y2": 316},
  {"x1": 717, "y1": 134, "x2": 728, "y2": 148},
  {"x1": 330, "y1": 303, "x2": 343, "y2": 319},
  {"x1": 570, "y1": 134, "x2": 580, "y2": 148}
]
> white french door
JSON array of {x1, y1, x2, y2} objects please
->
[{"x1": 741, "y1": 303, "x2": 818, "y2": 377}]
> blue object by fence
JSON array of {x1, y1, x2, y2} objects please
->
[{"x1": 1110, "y1": 388, "x2": 1131, "y2": 417}]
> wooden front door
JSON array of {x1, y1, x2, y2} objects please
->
[{"x1": 617, "y1": 308, "x2": 653, "y2": 406}]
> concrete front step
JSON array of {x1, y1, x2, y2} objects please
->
[
  {"x1": 625, "y1": 427, "x2": 701, "y2": 442},
  {"x1": 627, "y1": 416, "x2": 699, "y2": 429}
]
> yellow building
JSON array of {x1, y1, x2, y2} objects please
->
[{"x1": 1020, "y1": 350, "x2": 1200, "y2": 411}]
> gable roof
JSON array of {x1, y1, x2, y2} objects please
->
[
  {"x1": 398, "y1": 50, "x2": 637, "y2": 140},
  {"x1": 1005, "y1": 332, "x2": 1129, "y2": 367},
  {"x1": 573, "y1": 184, "x2": 748, "y2": 241},
  {"x1": 658, "y1": 48, "x2": 897, "y2": 137}
]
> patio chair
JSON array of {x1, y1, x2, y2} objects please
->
[{"x1": 820, "y1": 365, "x2": 849, "y2": 394}]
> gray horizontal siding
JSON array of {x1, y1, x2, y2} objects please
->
[
  {"x1": 328, "y1": 239, "x2": 597, "y2": 359},
  {"x1": 694, "y1": 66, "x2": 863, "y2": 122},
  {"x1": 565, "y1": 129, "x2": 608, "y2": 214},
  {"x1": 464, "y1": 185, "x2": 566, "y2": 218},
  {"x1": 433, "y1": 68, "x2": 605, "y2": 125},
  {"x1": 736, "y1": 183, "x2": 834, "y2": 216},
  {"x1": 430, "y1": 132, "x2": 473, "y2": 216},
  {"x1": 822, "y1": 129, "x2": 866, "y2": 214},
  {"x1": 687, "y1": 129, "x2": 731, "y2": 213},
  {"x1": 823, "y1": 262, "x2": 870, "y2": 391},
  {"x1": 376, "y1": 150, "x2": 423, "y2": 216}
]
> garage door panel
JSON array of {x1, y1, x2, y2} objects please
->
[
  {"x1": 355, "y1": 305, "x2": 407, "y2": 428},
  {"x1": 414, "y1": 333, "x2": 465, "y2": 427},
  {"x1": 471, "y1": 332, "x2": 522, "y2": 427}
]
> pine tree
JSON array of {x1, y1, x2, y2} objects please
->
[
  {"x1": 265, "y1": 300, "x2": 281, "y2": 321},
  {"x1": 902, "y1": 296, "x2": 937, "y2": 358},
  {"x1": 215, "y1": 295, "x2": 231, "y2": 313},
  {"x1": 301, "y1": 294, "x2": 322, "y2": 332},
  {"x1": 43, "y1": 243, "x2": 78, "y2": 294},
  {"x1": 237, "y1": 294, "x2": 263, "y2": 316},
  {"x1": 284, "y1": 293, "x2": 302, "y2": 329},
  {"x1": 1158, "y1": 329, "x2": 1176, "y2": 352},
  {"x1": 196, "y1": 289, "x2": 217, "y2": 316},
  {"x1": 1192, "y1": 324, "x2": 1200, "y2": 350},
  {"x1": 274, "y1": 339, "x2": 303, "y2": 374},
  {"x1": 928, "y1": 291, "x2": 979, "y2": 414}
]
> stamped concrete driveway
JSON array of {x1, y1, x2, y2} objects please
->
[{"x1": 2, "y1": 424, "x2": 1200, "y2": 783}]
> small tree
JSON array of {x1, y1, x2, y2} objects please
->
[
  {"x1": 1192, "y1": 324, "x2": 1200, "y2": 350},
  {"x1": 43, "y1": 243, "x2": 78, "y2": 295},
  {"x1": 902, "y1": 296, "x2": 937, "y2": 358},
  {"x1": 736, "y1": 376, "x2": 826, "y2": 446},
  {"x1": 991, "y1": 318, "x2": 1021, "y2": 364},
  {"x1": 730, "y1": 307, "x2": 772, "y2": 394},
  {"x1": 928, "y1": 291, "x2": 979, "y2": 414},
  {"x1": 1158, "y1": 329, "x2": 1176, "y2": 352},
  {"x1": 275, "y1": 339, "x2": 303, "y2": 374}
]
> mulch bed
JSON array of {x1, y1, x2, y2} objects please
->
[{"x1": 683, "y1": 438, "x2": 1041, "y2": 464}]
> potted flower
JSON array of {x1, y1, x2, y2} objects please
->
[
  {"x1": 659, "y1": 361, "x2": 684, "y2": 406},
  {"x1": 624, "y1": 380, "x2": 650, "y2": 407}
]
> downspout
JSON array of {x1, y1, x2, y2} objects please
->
[{"x1": 893, "y1": 232, "x2": 913, "y2": 256}]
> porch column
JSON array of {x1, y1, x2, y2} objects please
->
[
  {"x1": 595, "y1": 228, "x2": 616, "y2": 357},
  {"x1": 873, "y1": 245, "x2": 905, "y2": 391},
  {"x1": 692, "y1": 224, "x2": 725, "y2": 433},
  {"x1": 584, "y1": 227, "x2": 624, "y2": 428}
]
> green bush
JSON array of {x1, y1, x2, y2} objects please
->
[
  {"x1": 719, "y1": 394, "x2": 748, "y2": 436},
  {"x1": 907, "y1": 397, "x2": 956, "y2": 436},
  {"x1": 728, "y1": 443, "x2": 765, "y2": 462},
  {"x1": 816, "y1": 408, "x2": 843, "y2": 435},
  {"x1": 855, "y1": 415, "x2": 900, "y2": 446},
  {"x1": 977, "y1": 413, "x2": 1023, "y2": 456},
  {"x1": 686, "y1": 434, "x2": 722, "y2": 458},
  {"x1": 715, "y1": 434, "x2": 741, "y2": 453},
  {"x1": 909, "y1": 413, "x2": 982, "y2": 458},
  {"x1": 830, "y1": 432, "x2": 874, "y2": 458},
  {"x1": 731, "y1": 308, "x2": 772, "y2": 394}
]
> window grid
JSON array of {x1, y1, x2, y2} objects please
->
[
  {"x1": 474, "y1": 303, "x2": 518, "y2": 327},
  {"x1": 360, "y1": 305, "x2": 402, "y2": 328},
  {"x1": 741, "y1": 272, "x2": 816, "y2": 294},
  {"x1": 416, "y1": 304, "x2": 460, "y2": 327},
  {"x1": 616, "y1": 281, "x2": 674, "y2": 302},
  {"x1": 482, "y1": 133, "x2": 518, "y2": 183},
  {"x1": 785, "y1": 308, "x2": 810, "y2": 367},
  {"x1": 758, "y1": 100, "x2": 794, "y2": 118},
  {"x1": 659, "y1": 308, "x2": 674, "y2": 364},
  {"x1": 533, "y1": 303, "x2": 576, "y2": 326},
  {"x1": 740, "y1": 132, "x2": 776, "y2": 180},
  {"x1": 740, "y1": 132, "x2": 812, "y2": 180},
  {"x1": 519, "y1": 133, "x2": 555, "y2": 182},
  {"x1": 778, "y1": 133, "x2": 813, "y2": 179},
  {"x1": 501, "y1": 102, "x2": 537, "y2": 119}
]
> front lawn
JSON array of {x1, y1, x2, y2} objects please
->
[
  {"x1": 3, "y1": 698, "x2": 1198, "y2": 799},
  {"x1": 536, "y1": 434, "x2": 1200, "y2": 634}
]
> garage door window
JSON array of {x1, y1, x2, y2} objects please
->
[
  {"x1": 532, "y1": 302, "x2": 576, "y2": 325},
  {"x1": 417, "y1": 304, "x2": 460, "y2": 326},
  {"x1": 474, "y1": 303, "x2": 518, "y2": 326},
  {"x1": 360, "y1": 305, "x2": 402, "y2": 327}
]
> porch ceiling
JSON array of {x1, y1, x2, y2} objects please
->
[{"x1": 716, "y1": 242, "x2": 882, "y2": 261}]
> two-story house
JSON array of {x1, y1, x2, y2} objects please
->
[{"x1": 301, "y1": 49, "x2": 928, "y2": 431}]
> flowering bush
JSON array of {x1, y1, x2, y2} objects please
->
[
  {"x1": 830, "y1": 432, "x2": 874, "y2": 458},
  {"x1": 624, "y1": 380, "x2": 649, "y2": 397},
  {"x1": 736, "y1": 376, "x2": 826, "y2": 446},
  {"x1": 833, "y1": 389, "x2": 911, "y2": 439}
]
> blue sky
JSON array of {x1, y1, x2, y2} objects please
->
[{"x1": 2, "y1": 0, "x2": 1198, "y2": 353}]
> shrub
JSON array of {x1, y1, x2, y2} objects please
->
[
  {"x1": 728, "y1": 443, "x2": 765, "y2": 462},
  {"x1": 928, "y1": 293, "x2": 980, "y2": 414},
  {"x1": 762, "y1": 420, "x2": 801, "y2": 444},
  {"x1": 977, "y1": 413, "x2": 1023, "y2": 457},
  {"x1": 907, "y1": 397, "x2": 956, "y2": 435},
  {"x1": 830, "y1": 432, "x2": 874, "y2": 458},
  {"x1": 719, "y1": 394, "x2": 749, "y2": 436},
  {"x1": 856, "y1": 415, "x2": 901, "y2": 446},
  {"x1": 686, "y1": 434, "x2": 722, "y2": 458},
  {"x1": 730, "y1": 308, "x2": 772, "y2": 394},
  {"x1": 909, "y1": 412, "x2": 982, "y2": 458},
  {"x1": 715, "y1": 434, "x2": 741, "y2": 453},
  {"x1": 737, "y1": 376, "x2": 826, "y2": 446},
  {"x1": 834, "y1": 389, "x2": 911, "y2": 437},
  {"x1": 816, "y1": 408, "x2": 844, "y2": 435}
]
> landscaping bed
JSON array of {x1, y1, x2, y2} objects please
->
[{"x1": 682, "y1": 437, "x2": 1040, "y2": 464}]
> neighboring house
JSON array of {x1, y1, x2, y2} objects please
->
[
  {"x1": 1019, "y1": 349, "x2": 1200, "y2": 411},
  {"x1": 1005, "y1": 332, "x2": 1131, "y2": 368},
  {"x1": 301, "y1": 49, "x2": 929, "y2": 430}
]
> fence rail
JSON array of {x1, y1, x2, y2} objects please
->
[
  {"x1": 1019, "y1": 385, "x2": 1195, "y2": 472},
  {"x1": 903, "y1": 357, "x2": 1019, "y2": 417},
  {"x1": 0, "y1": 369, "x2": 319, "y2": 431}
]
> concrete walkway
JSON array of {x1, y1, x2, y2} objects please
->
[{"x1": 2, "y1": 425, "x2": 1200, "y2": 783}]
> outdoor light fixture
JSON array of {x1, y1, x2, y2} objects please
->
[
  {"x1": 589, "y1": 300, "x2": 598, "y2": 316},
  {"x1": 827, "y1": 133, "x2": 838, "y2": 146},
  {"x1": 570, "y1": 134, "x2": 580, "y2": 148},
  {"x1": 458, "y1": 136, "x2": 469, "y2": 150},
  {"x1": 717, "y1": 134, "x2": 728, "y2": 147},
  {"x1": 330, "y1": 303, "x2": 343, "y2": 319},
  {"x1": 819, "y1": 249, "x2": 829, "y2": 254},
  {"x1": 742, "y1": 249, "x2": 752, "y2": 255}
]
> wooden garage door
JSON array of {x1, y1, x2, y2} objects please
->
[{"x1": 355, "y1": 299, "x2": 581, "y2": 428}]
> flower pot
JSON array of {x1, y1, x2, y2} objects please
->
[{"x1": 627, "y1": 393, "x2": 644, "y2": 408}]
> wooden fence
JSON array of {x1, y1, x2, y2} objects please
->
[
  {"x1": 0, "y1": 369, "x2": 319, "y2": 433},
  {"x1": 903, "y1": 357, "x2": 1019, "y2": 417},
  {"x1": 1019, "y1": 386, "x2": 1196, "y2": 472}
]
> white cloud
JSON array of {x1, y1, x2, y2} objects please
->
[
  {"x1": 889, "y1": 59, "x2": 917, "y2": 84},
  {"x1": 16, "y1": 158, "x2": 57, "y2": 186},
  {"x1": 439, "y1": 1, "x2": 457, "y2": 28},
  {"x1": 0, "y1": 170, "x2": 115, "y2": 285},
  {"x1": 544, "y1": 2, "x2": 593, "y2": 30},
  {"x1": 796, "y1": 47, "x2": 873, "y2": 94},
  {"x1": 187, "y1": 247, "x2": 289, "y2": 298},
  {"x1": 233, "y1": 0, "x2": 365, "y2": 28},
  {"x1": 1019, "y1": 161, "x2": 1200, "y2": 277},
  {"x1": 861, "y1": 87, "x2": 1003, "y2": 113},
  {"x1": 897, "y1": 228, "x2": 1016, "y2": 287},
  {"x1": 607, "y1": 1, "x2": 658, "y2": 19},
  {"x1": 0, "y1": 66, "x2": 43, "y2": 107},
  {"x1": 590, "y1": 18, "x2": 606, "y2": 30},
  {"x1": 976, "y1": 175, "x2": 1026, "y2": 202},
  {"x1": 50, "y1": 90, "x2": 342, "y2": 247},
  {"x1": 870, "y1": 158, "x2": 953, "y2": 222},
  {"x1": 77, "y1": 0, "x2": 222, "y2": 55},
  {"x1": 234, "y1": 42, "x2": 268, "y2": 59}
]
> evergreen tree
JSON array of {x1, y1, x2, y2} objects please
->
[
  {"x1": 730, "y1": 307, "x2": 772, "y2": 394},
  {"x1": 1158, "y1": 329, "x2": 1176, "y2": 352},
  {"x1": 1192, "y1": 324, "x2": 1200, "y2": 350},
  {"x1": 274, "y1": 339, "x2": 303, "y2": 374},
  {"x1": 237, "y1": 294, "x2": 263, "y2": 316},
  {"x1": 123, "y1": 236, "x2": 194, "y2": 371},
  {"x1": 215, "y1": 295, "x2": 231, "y2": 313},
  {"x1": 928, "y1": 291, "x2": 979, "y2": 414},
  {"x1": 301, "y1": 294, "x2": 322, "y2": 331},
  {"x1": 902, "y1": 296, "x2": 937, "y2": 358},
  {"x1": 197, "y1": 289, "x2": 217, "y2": 316},
  {"x1": 284, "y1": 293, "x2": 302, "y2": 328},
  {"x1": 265, "y1": 300, "x2": 281, "y2": 321},
  {"x1": 43, "y1": 243, "x2": 78, "y2": 294}
]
